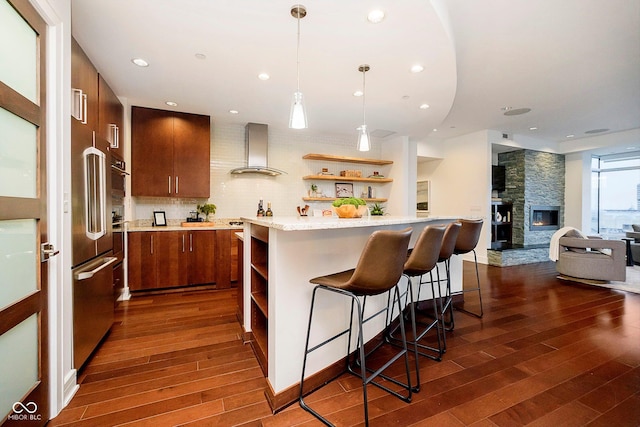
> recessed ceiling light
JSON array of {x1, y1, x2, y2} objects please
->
[
  {"x1": 165, "y1": 101, "x2": 178, "y2": 107},
  {"x1": 195, "y1": 53, "x2": 207, "y2": 60},
  {"x1": 229, "y1": 110, "x2": 239, "y2": 114},
  {"x1": 529, "y1": 127, "x2": 538, "y2": 130},
  {"x1": 419, "y1": 104, "x2": 430, "y2": 109},
  {"x1": 411, "y1": 65, "x2": 424, "y2": 73},
  {"x1": 585, "y1": 128, "x2": 610, "y2": 134},
  {"x1": 353, "y1": 90, "x2": 363, "y2": 97},
  {"x1": 432, "y1": 128, "x2": 438, "y2": 132},
  {"x1": 503, "y1": 107, "x2": 531, "y2": 116},
  {"x1": 258, "y1": 73, "x2": 270, "y2": 80},
  {"x1": 131, "y1": 58, "x2": 149, "y2": 67},
  {"x1": 367, "y1": 9, "x2": 385, "y2": 23},
  {"x1": 566, "y1": 134, "x2": 575, "y2": 138}
]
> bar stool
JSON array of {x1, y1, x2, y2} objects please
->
[
  {"x1": 299, "y1": 228, "x2": 413, "y2": 427},
  {"x1": 386, "y1": 225, "x2": 446, "y2": 372},
  {"x1": 452, "y1": 219, "x2": 484, "y2": 318},
  {"x1": 434, "y1": 221, "x2": 462, "y2": 350}
]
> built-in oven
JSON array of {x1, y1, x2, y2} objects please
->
[{"x1": 110, "y1": 155, "x2": 127, "y2": 264}]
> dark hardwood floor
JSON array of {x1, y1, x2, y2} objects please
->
[{"x1": 48, "y1": 261, "x2": 640, "y2": 426}]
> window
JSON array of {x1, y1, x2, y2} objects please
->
[{"x1": 591, "y1": 152, "x2": 640, "y2": 236}]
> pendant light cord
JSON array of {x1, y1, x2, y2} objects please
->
[
  {"x1": 296, "y1": 6, "x2": 301, "y2": 92},
  {"x1": 362, "y1": 69, "x2": 366, "y2": 126}
]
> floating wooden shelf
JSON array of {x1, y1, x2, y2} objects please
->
[
  {"x1": 302, "y1": 197, "x2": 388, "y2": 203},
  {"x1": 303, "y1": 174, "x2": 392, "y2": 183},
  {"x1": 303, "y1": 153, "x2": 393, "y2": 165}
]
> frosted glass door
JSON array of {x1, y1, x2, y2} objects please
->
[{"x1": 0, "y1": 0, "x2": 49, "y2": 424}]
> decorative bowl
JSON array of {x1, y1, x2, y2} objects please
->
[{"x1": 333, "y1": 204, "x2": 368, "y2": 218}]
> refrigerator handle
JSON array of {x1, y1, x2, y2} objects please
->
[
  {"x1": 83, "y1": 145, "x2": 107, "y2": 240},
  {"x1": 74, "y1": 257, "x2": 118, "y2": 281}
]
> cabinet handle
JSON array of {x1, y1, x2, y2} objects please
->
[
  {"x1": 182, "y1": 235, "x2": 185, "y2": 252},
  {"x1": 82, "y1": 93, "x2": 88, "y2": 124},
  {"x1": 190, "y1": 234, "x2": 193, "y2": 252},
  {"x1": 71, "y1": 88, "x2": 83, "y2": 121},
  {"x1": 150, "y1": 235, "x2": 154, "y2": 255},
  {"x1": 109, "y1": 124, "x2": 119, "y2": 148},
  {"x1": 175, "y1": 176, "x2": 179, "y2": 194},
  {"x1": 168, "y1": 176, "x2": 172, "y2": 194}
]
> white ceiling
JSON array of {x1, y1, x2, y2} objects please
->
[{"x1": 71, "y1": 0, "x2": 640, "y2": 147}]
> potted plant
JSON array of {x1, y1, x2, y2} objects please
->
[
  {"x1": 332, "y1": 197, "x2": 367, "y2": 218},
  {"x1": 197, "y1": 203, "x2": 217, "y2": 222},
  {"x1": 310, "y1": 184, "x2": 318, "y2": 197},
  {"x1": 370, "y1": 203, "x2": 384, "y2": 216}
]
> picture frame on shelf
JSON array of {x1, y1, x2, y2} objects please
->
[
  {"x1": 416, "y1": 180, "x2": 430, "y2": 212},
  {"x1": 335, "y1": 182, "x2": 354, "y2": 198},
  {"x1": 153, "y1": 211, "x2": 167, "y2": 226}
]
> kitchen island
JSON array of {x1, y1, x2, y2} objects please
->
[{"x1": 239, "y1": 215, "x2": 463, "y2": 411}]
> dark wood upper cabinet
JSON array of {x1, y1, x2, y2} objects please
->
[
  {"x1": 71, "y1": 37, "x2": 98, "y2": 130},
  {"x1": 98, "y1": 74, "x2": 124, "y2": 159},
  {"x1": 131, "y1": 106, "x2": 211, "y2": 198},
  {"x1": 72, "y1": 37, "x2": 124, "y2": 158}
]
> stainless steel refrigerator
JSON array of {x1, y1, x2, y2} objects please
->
[{"x1": 71, "y1": 119, "x2": 116, "y2": 369}]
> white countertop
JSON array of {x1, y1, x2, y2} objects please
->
[{"x1": 240, "y1": 215, "x2": 459, "y2": 231}]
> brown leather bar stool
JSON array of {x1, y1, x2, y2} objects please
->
[
  {"x1": 299, "y1": 228, "x2": 413, "y2": 427},
  {"x1": 386, "y1": 225, "x2": 446, "y2": 378},
  {"x1": 452, "y1": 218, "x2": 484, "y2": 318},
  {"x1": 434, "y1": 221, "x2": 462, "y2": 350}
]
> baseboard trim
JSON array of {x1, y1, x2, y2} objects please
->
[{"x1": 62, "y1": 369, "x2": 79, "y2": 407}]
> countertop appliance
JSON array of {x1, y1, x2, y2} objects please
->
[{"x1": 71, "y1": 119, "x2": 116, "y2": 369}]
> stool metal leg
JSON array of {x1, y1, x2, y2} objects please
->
[
  {"x1": 452, "y1": 249, "x2": 484, "y2": 318},
  {"x1": 300, "y1": 284, "x2": 413, "y2": 427},
  {"x1": 388, "y1": 272, "x2": 444, "y2": 363}
]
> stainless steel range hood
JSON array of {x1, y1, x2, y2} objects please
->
[{"x1": 230, "y1": 123, "x2": 286, "y2": 176}]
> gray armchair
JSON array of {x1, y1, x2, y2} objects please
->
[
  {"x1": 556, "y1": 236, "x2": 626, "y2": 282},
  {"x1": 625, "y1": 225, "x2": 640, "y2": 264}
]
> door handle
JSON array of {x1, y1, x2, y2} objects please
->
[{"x1": 41, "y1": 242, "x2": 60, "y2": 262}]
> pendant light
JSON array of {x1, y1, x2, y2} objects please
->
[
  {"x1": 289, "y1": 5, "x2": 308, "y2": 129},
  {"x1": 357, "y1": 64, "x2": 371, "y2": 151}
]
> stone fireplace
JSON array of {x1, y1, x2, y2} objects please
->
[{"x1": 497, "y1": 149, "x2": 565, "y2": 246}]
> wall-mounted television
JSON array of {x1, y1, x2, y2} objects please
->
[{"x1": 492, "y1": 165, "x2": 506, "y2": 191}]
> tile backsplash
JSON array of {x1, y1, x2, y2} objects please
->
[{"x1": 130, "y1": 122, "x2": 390, "y2": 222}]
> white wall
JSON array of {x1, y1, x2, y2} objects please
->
[
  {"x1": 564, "y1": 151, "x2": 592, "y2": 231},
  {"x1": 425, "y1": 130, "x2": 492, "y2": 263},
  {"x1": 382, "y1": 135, "x2": 417, "y2": 215}
]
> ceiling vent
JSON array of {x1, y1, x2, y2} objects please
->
[{"x1": 230, "y1": 123, "x2": 286, "y2": 176}]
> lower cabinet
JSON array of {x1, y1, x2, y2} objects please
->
[
  {"x1": 128, "y1": 231, "x2": 158, "y2": 290},
  {"x1": 128, "y1": 229, "x2": 241, "y2": 291},
  {"x1": 189, "y1": 230, "x2": 216, "y2": 285}
]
